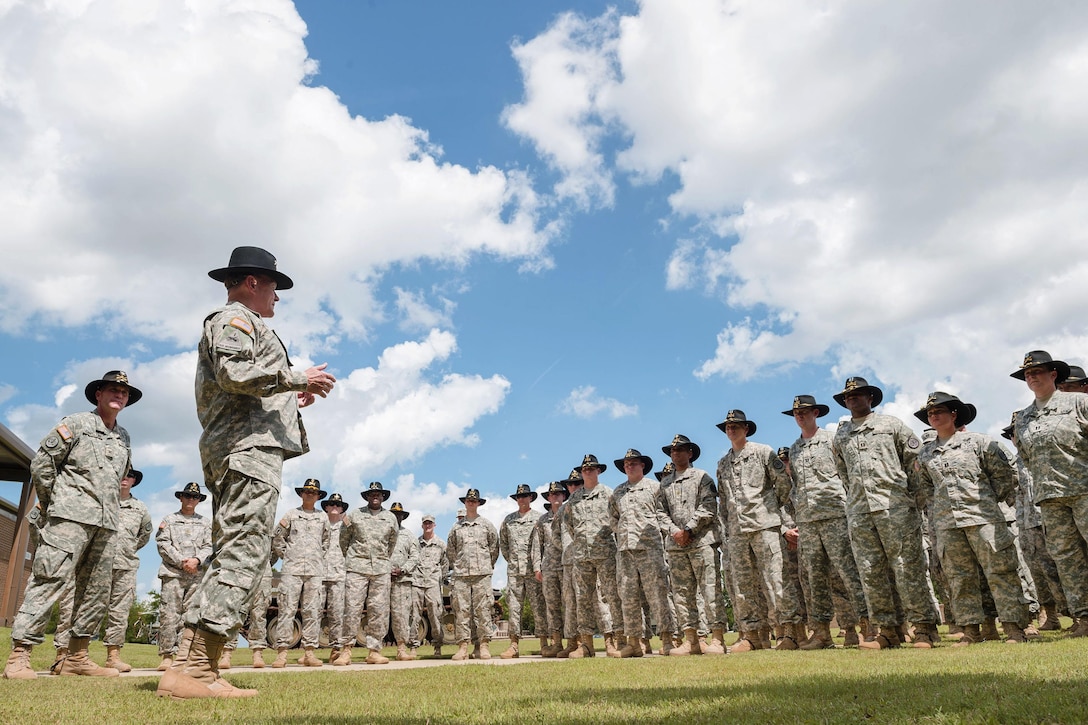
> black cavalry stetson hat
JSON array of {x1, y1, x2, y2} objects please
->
[
  {"x1": 510, "y1": 484, "x2": 539, "y2": 502},
  {"x1": 294, "y1": 478, "x2": 328, "y2": 499},
  {"x1": 85, "y1": 370, "x2": 143, "y2": 406},
  {"x1": 362, "y1": 481, "x2": 391, "y2": 501},
  {"x1": 716, "y1": 409, "x2": 756, "y2": 436},
  {"x1": 833, "y1": 377, "x2": 884, "y2": 408},
  {"x1": 1066, "y1": 365, "x2": 1087, "y2": 384},
  {"x1": 543, "y1": 481, "x2": 570, "y2": 499},
  {"x1": 321, "y1": 492, "x2": 349, "y2": 512},
  {"x1": 562, "y1": 468, "x2": 584, "y2": 486},
  {"x1": 654, "y1": 461, "x2": 676, "y2": 482},
  {"x1": 662, "y1": 434, "x2": 701, "y2": 463},
  {"x1": 914, "y1": 391, "x2": 977, "y2": 427},
  {"x1": 208, "y1": 246, "x2": 294, "y2": 290},
  {"x1": 390, "y1": 502, "x2": 410, "y2": 519},
  {"x1": 459, "y1": 488, "x2": 487, "y2": 505},
  {"x1": 1001, "y1": 412, "x2": 1017, "y2": 441},
  {"x1": 125, "y1": 468, "x2": 143, "y2": 486},
  {"x1": 175, "y1": 481, "x2": 207, "y2": 502},
  {"x1": 578, "y1": 454, "x2": 607, "y2": 473},
  {"x1": 782, "y1": 394, "x2": 830, "y2": 418},
  {"x1": 614, "y1": 448, "x2": 654, "y2": 474},
  {"x1": 1010, "y1": 350, "x2": 1070, "y2": 384}
]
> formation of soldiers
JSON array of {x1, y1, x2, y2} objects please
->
[{"x1": 4, "y1": 244, "x2": 1086, "y2": 701}]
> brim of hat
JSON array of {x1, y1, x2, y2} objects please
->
[
  {"x1": 661, "y1": 443, "x2": 701, "y2": 462},
  {"x1": 295, "y1": 488, "x2": 328, "y2": 499},
  {"x1": 913, "y1": 400, "x2": 977, "y2": 427},
  {"x1": 781, "y1": 404, "x2": 830, "y2": 417},
  {"x1": 1010, "y1": 361, "x2": 1071, "y2": 384},
  {"x1": 1000, "y1": 427, "x2": 1014, "y2": 440},
  {"x1": 581, "y1": 464, "x2": 607, "y2": 473},
  {"x1": 362, "y1": 490, "x2": 392, "y2": 501},
  {"x1": 393, "y1": 510, "x2": 410, "y2": 519},
  {"x1": 614, "y1": 456, "x2": 654, "y2": 473},
  {"x1": 84, "y1": 381, "x2": 143, "y2": 407},
  {"x1": 129, "y1": 471, "x2": 143, "y2": 486},
  {"x1": 207, "y1": 266, "x2": 295, "y2": 290},
  {"x1": 458, "y1": 497, "x2": 486, "y2": 505},
  {"x1": 715, "y1": 420, "x2": 757, "y2": 436},
  {"x1": 175, "y1": 491, "x2": 208, "y2": 502},
  {"x1": 510, "y1": 492, "x2": 539, "y2": 502},
  {"x1": 832, "y1": 387, "x2": 883, "y2": 408},
  {"x1": 321, "y1": 500, "x2": 349, "y2": 512}
]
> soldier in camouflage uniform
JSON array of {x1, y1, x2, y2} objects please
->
[
  {"x1": 531, "y1": 481, "x2": 568, "y2": 657},
  {"x1": 609, "y1": 449, "x2": 677, "y2": 658},
  {"x1": 448, "y1": 488, "x2": 499, "y2": 660},
  {"x1": 560, "y1": 454, "x2": 625, "y2": 658},
  {"x1": 5, "y1": 371, "x2": 138, "y2": 681},
  {"x1": 716, "y1": 410, "x2": 804, "y2": 651},
  {"x1": 1058, "y1": 364, "x2": 1088, "y2": 393},
  {"x1": 389, "y1": 502, "x2": 421, "y2": 661},
  {"x1": 782, "y1": 396, "x2": 869, "y2": 649},
  {"x1": 1004, "y1": 419, "x2": 1069, "y2": 630},
  {"x1": 552, "y1": 468, "x2": 590, "y2": 657},
  {"x1": 658, "y1": 435, "x2": 727, "y2": 655},
  {"x1": 156, "y1": 483, "x2": 212, "y2": 669},
  {"x1": 159, "y1": 247, "x2": 336, "y2": 700},
  {"x1": 1012, "y1": 351, "x2": 1088, "y2": 637},
  {"x1": 321, "y1": 492, "x2": 349, "y2": 663},
  {"x1": 500, "y1": 484, "x2": 545, "y2": 658},
  {"x1": 271, "y1": 478, "x2": 331, "y2": 668},
  {"x1": 416, "y1": 514, "x2": 449, "y2": 657},
  {"x1": 831, "y1": 377, "x2": 939, "y2": 649},
  {"x1": 338, "y1": 482, "x2": 399, "y2": 664},
  {"x1": 105, "y1": 469, "x2": 152, "y2": 671},
  {"x1": 221, "y1": 551, "x2": 274, "y2": 668},
  {"x1": 915, "y1": 392, "x2": 1034, "y2": 644}
]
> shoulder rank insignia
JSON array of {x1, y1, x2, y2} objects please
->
[{"x1": 229, "y1": 317, "x2": 254, "y2": 335}]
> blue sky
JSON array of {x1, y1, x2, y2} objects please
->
[{"x1": 2, "y1": 0, "x2": 1087, "y2": 598}]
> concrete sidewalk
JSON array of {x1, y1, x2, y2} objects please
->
[{"x1": 110, "y1": 654, "x2": 575, "y2": 677}]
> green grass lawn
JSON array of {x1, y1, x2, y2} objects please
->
[{"x1": 2, "y1": 627, "x2": 1087, "y2": 724}]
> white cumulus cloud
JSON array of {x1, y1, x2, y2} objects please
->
[{"x1": 558, "y1": 385, "x2": 638, "y2": 419}]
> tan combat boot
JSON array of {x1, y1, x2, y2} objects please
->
[
  {"x1": 500, "y1": 636, "x2": 520, "y2": 659},
  {"x1": 217, "y1": 648, "x2": 232, "y2": 670},
  {"x1": 537, "y1": 635, "x2": 551, "y2": 657},
  {"x1": 555, "y1": 637, "x2": 575, "y2": 658},
  {"x1": 703, "y1": 628, "x2": 726, "y2": 655},
  {"x1": 604, "y1": 632, "x2": 620, "y2": 658},
  {"x1": 299, "y1": 647, "x2": 323, "y2": 666},
  {"x1": 1066, "y1": 617, "x2": 1088, "y2": 638},
  {"x1": 670, "y1": 628, "x2": 701, "y2": 656},
  {"x1": 451, "y1": 642, "x2": 470, "y2": 661},
  {"x1": 1003, "y1": 621, "x2": 1028, "y2": 644},
  {"x1": 728, "y1": 632, "x2": 760, "y2": 653},
  {"x1": 859, "y1": 626, "x2": 901, "y2": 649},
  {"x1": 539, "y1": 633, "x2": 558, "y2": 658},
  {"x1": 568, "y1": 635, "x2": 594, "y2": 658},
  {"x1": 980, "y1": 617, "x2": 1000, "y2": 641},
  {"x1": 57, "y1": 637, "x2": 119, "y2": 677},
  {"x1": 617, "y1": 635, "x2": 643, "y2": 658},
  {"x1": 946, "y1": 624, "x2": 965, "y2": 641},
  {"x1": 156, "y1": 628, "x2": 257, "y2": 699},
  {"x1": 3, "y1": 643, "x2": 36, "y2": 680},
  {"x1": 104, "y1": 645, "x2": 132, "y2": 673},
  {"x1": 271, "y1": 648, "x2": 288, "y2": 668},
  {"x1": 641, "y1": 637, "x2": 654, "y2": 655},
  {"x1": 366, "y1": 648, "x2": 390, "y2": 664},
  {"x1": 758, "y1": 626, "x2": 774, "y2": 649},
  {"x1": 800, "y1": 621, "x2": 835, "y2": 650},
  {"x1": 252, "y1": 648, "x2": 266, "y2": 668},
  {"x1": 470, "y1": 642, "x2": 482, "y2": 659},
  {"x1": 52, "y1": 646, "x2": 68, "y2": 671},
  {"x1": 842, "y1": 625, "x2": 860, "y2": 647},
  {"x1": 157, "y1": 655, "x2": 174, "y2": 671},
  {"x1": 911, "y1": 623, "x2": 939, "y2": 649},
  {"x1": 952, "y1": 623, "x2": 980, "y2": 647},
  {"x1": 661, "y1": 633, "x2": 680, "y2": 656},
  {"x1": 1038, "y1": 604, "x2": 1061, "y2": 631},
  {"x1": 327, "y1": 648, "x2": 340, "y2": 665},
  {"x1": 859, "y1": 617, "x2": 874, "y2": 644},
  {"x1": 333, "y1": 646, "x2": 353, "y2": 665},
  {"x1": 478, "y1": 639, "x2": 492, "y2": 660},
  {"x1": 395, "y1": 643, "x2": 415, "y2": 661},
  {"x1": 775, "y1": 623, "x2": 805, "y2": 650}
]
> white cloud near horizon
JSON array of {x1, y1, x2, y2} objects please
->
[
  {"x1": 506, "y1": 0, "x2": 1088, "y2": 429},
  {"x1": 559, "y1": 385, "x2": 638, "y2": 419}
]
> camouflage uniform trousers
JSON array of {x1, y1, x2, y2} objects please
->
[
  {"x1": 574, "y1": 556, "x2": 623, "y2": 636},
  {"x1": 1007, "y1": 522, "x2": 1040, "y2": 614},
  {"x1": 52, "y1": 582, "x2": 75, "y2": 650},
  {"x1": 413, "y1": 584, "x2": 445, "y2": 647},
  {"x1": 667, "y1": 544, "x2": 726, "y2": 632},
  {"x1": 617, "y1": 548, "x2": 676, "y2": 639},
  {"x1": 506, "y1": 573, "x2": 545, "y2": 637},
  {"x1": 451, "y1": 574, "x2": 495, "y2": 644},
  {"x1": 540, "y1": 564, "x2": 564, "y2": 635},
  {"x1": 848, "y1": 506, "x2": 938, "y2": 628},
  {"x1": 1040, "y1": 496, "x2": 1088, "y2": 618},
  {"x1": 936, "y1": 523, "x2": 1031, "y2": 626},
  {"x1": 343, "y1": 572, "x2": 392, "y2": 650},
  {"x1": 798, "y1": 517, "x2": 868, "y2": 625},
  {"x1": 276, "y1": 573, "x2": 323, "y2": 649},
  {"x1": 1021, "y1": 525, "x2": 1069, "y2": 613},
  {"x1": 160, "y1": 575, "x2": 202, "y2": 656},
  {"x1": 103, "y1": 568, "x2": 139, "y2": 647},
  {"x1": 12, "y1": 518, "x2": 116, "y2": 646},
  {"x1": 321, "y1": 578, "x2": 346, "y2": 650},
  {"x1": 226, "y1": 573, "x2": 272, "y2": 651},
  {"x1": 391, "y1": 579, "x2": 417, "y2": 644},
  {"x1": 184, "y1": 466, "x2": 280, "y2": 639},
  {"x1": 727, "y1": 528, "x2": 802, "y2": 633},
  {"x1": 785, "y1": 544, "x2": 809, "y2": 624},
  {"x1": 562, "y1": 564, "x2": 578, "y2": 637}
]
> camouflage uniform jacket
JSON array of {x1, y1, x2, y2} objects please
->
[
  {"x1": 339, "y1": 507, "x2": 399, "y2": 576},
  {"x1": 500, "y1": 509, "x2": 541, "y2": 577},
  {"x1": 1013, "y1": 457, "x2": 1043, "y2": 530},
  {"x1": 717, "y1": 442, "x2": 794, "y2": 537},
  {"x1": 529, "y1": 510, "x2": 560, "y2": 573},
  {"x1": 447, "y1": 516, "x2": 499, "y2": 577},
  {"x1": 658, "y1": 466, "x2": 720, "y2": 549},
  {"x1": 832, "y1": 413, "x2": 922, "y2": 516},
  {"x1": 196, "y1": 301, "x2": 309, "y2": 483},
  {"x1": 157, "y1": 512, "x2": 212, "y2": 579},
  {"x1": 1015, "y1": 391, "x2": 1088, "y2": 503},
  {"x1": 788, "y1": 430, "x2": 850, "y2": 524},
  {"x1": 273, "y1": 507, "x2": 331, "y2": 577},
  {"x1": 113, "y1": 496, "x2": 153, "y2": 571},
  {"x1": 558, "y1": 484, "x2": 617, "y2": 562},
  {"x1": 609, "y1": 477, "x2": 667, "y2": 552},
  {"x1": 417, "y1": 535, "x2": 449, "y2": 586},
  {"x1": 31, "y1": 410, "x2": 131, "y2": 530},
  {"x1": 551, "y1": 499, "x2": 577, "y2": 567},
  {"x1": 324, "y1": 519, "x2": 346, "y2": 582},
  {"x1": 391, "y1": 525, "x2": 421, "y2": 586},
  {"x1": 916, "y1": 431, "x2": 1017, "y2": 531}
]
